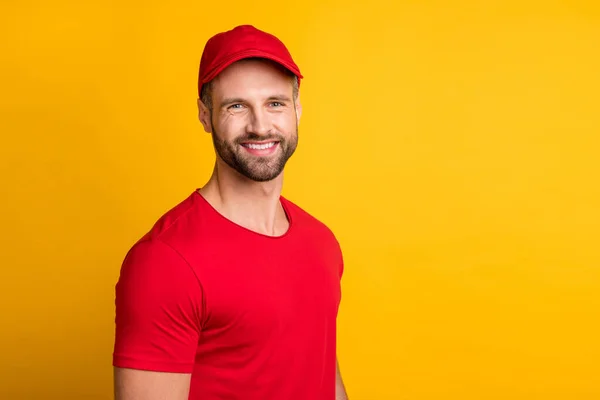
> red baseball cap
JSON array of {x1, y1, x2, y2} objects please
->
[{"x1": 197, "y1": 25, "x2": 303, "y2": 97}]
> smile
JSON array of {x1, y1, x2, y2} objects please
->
[{"x1": 242, "y1": 141, "x2": 277, "y2": 150}]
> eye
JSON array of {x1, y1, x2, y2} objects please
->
[
  {"x1": 270, "y1": 102, "x2": 284, "y2": 107},
  {"x1": 228, "y1": 103, "x2": 244, "y2": 109}
]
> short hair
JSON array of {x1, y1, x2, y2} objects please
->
[{"x1": 200, "y1": 58, "x2": 299, "y2": 112}]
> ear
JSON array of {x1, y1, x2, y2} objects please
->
[
  {"x1": 295, "y1": 93, "x2": 302, "y2": 123},
  {"x1": 197, "y1": 98, "x2": 212, "y2": 133}
]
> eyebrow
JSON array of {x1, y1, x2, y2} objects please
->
[
  {"x1": 266, "y1": 94, "x2": 292, "y2": 102},
  {"x1": 219, "y1": 94, "x2": 292, "y2": 108},
  {"x1": 219, "y1": 97, "x2": 246, "y2": 108}
]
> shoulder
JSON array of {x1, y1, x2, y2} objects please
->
[
  {"x1": 117, "y1": 190, "x2": 211, "y2": 282},
  {"x1": 128, "y1": 190, "x2": 212, "y2": 256},
  {"x1": 139, "y1": 191, "x2": 204, "y2": 242},
  {"x1": 119, "y1": 233, "x2": 199, "y2": 293},
  {"x1": 116, "y1": 193, "x2": 207, "y2": 309},
  {"x1": 282, "y1": 196, "x2": 341, "y2": 246},
  {"x1": 282, "y1": 196, "x2": 345, "y2": 278}
]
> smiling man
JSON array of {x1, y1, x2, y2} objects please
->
[{"x1": 112, "y1": 25, "x2": 348, "y2": 400}]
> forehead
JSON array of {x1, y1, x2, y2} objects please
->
[{"x1": 211, "y1": 59, "x2": 294, "y2": 96}]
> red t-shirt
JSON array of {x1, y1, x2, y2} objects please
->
[{"x1": 113, "y1": 190, "x2": 344, "y2": 399}]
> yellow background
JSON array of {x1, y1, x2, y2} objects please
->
[{"x1": 1, "y1": 0, "x2": 599, "y2": 399}]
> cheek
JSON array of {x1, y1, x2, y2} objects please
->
[
  {"x1": 215, "y1": 115, "x2": 246, "y2": 138},
  {"x1": 273, "y1": 112, "x2": 297, "y2": 132}
]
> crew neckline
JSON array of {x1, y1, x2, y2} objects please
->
[{"x1": 193, "y1": 189, "x2": 293, "y2": 239}]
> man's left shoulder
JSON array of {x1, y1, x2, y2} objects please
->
[{"x1": 283, "y1": 197, "x2": 340, "y2": 242}]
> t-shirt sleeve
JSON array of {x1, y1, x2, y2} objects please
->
[
  {"x1": 113, "y1": 238, "x2": 203, "y2": 373},
  {"x1": 335, "y1": 237, "x2": 344, "y2": 280}
]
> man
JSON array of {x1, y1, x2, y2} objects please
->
[{"x1": 112, "y1": 24, "x2": 348, "y2": 400}]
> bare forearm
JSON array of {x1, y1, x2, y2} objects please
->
[
  {"x1": 335, "y1": 359, "x2": 348, "y2": 400},
  {"x1": 114, "y1": 367, "x2": 191, "y2": 400},
  {"x1": 336, "y1": 381, "x2": 348, "y2": 400}
]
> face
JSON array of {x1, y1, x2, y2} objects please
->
[{"x1": 198, "y1": 59, "x2": 302, "y2": 182}]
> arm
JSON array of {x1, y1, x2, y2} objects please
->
[
  {"x1": 112, "y1": 239, "x2": 203, "y2": 400},
  {"x1": 336, "y1": 358, "x2": 348, "y2": 400},
  {"x1": 335, "y1": 243, "x2": 347, "y2": 399},
  {"x1": 114, "y1": 368, "x2": 191, "y2": 400}
]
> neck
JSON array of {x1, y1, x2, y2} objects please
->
[{"x1": 198, "y1": 161, "x2": 289, "y2": 237}]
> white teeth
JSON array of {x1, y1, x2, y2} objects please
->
[{"x1": 246, "y1": 142, "x2": 276, "y2": 150}]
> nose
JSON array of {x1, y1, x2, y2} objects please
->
[{"x1": 246, "y1": 108, "x2": 272, "y2": 136}]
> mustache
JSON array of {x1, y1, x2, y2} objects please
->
[{"x1": 234, "y1": 132, "x2": 284, "y2": 143}]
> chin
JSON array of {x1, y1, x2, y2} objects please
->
[{"x1": 243, "y1": 171, "x2": 283, "y2": 182}]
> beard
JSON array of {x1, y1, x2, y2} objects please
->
[{"x1": 210, "y1": 124, "x2": 298, "y2": 182}]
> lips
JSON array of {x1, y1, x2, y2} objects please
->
[
  {"x1": 242, "y1": 141, "x2": 277, "y2": 150},
  {"x1": 240, "y1": 140, "x2": 280, "y2": 155}
]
